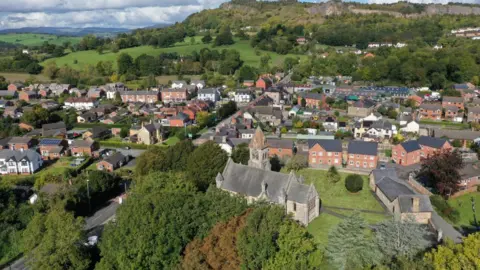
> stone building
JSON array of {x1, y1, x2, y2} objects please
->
[{"x1": 248, "y1": 127, "x2": 271, "y2": 171}]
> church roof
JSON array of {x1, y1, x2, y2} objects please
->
[
  {"x1": 217, "y1": 159, "x2": 317, "y2": 204},
  {"x1": 249, "y1": 127, "x2": 267, "y2": 149}
]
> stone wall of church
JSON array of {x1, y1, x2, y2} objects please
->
[{"x1": 286, "y1": 200, "x2": 308, "y2": 225}]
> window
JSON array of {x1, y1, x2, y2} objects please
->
[
  {"x1": 370, "y1": 156, "x2": 374, "y2": 160},
  {"x1": 312, "y1": 158, "x2": 316, "y2": 163},
  {"x1": 293, "y1": 202, "x2": 296, "y2": 212},
  {"x1": 319, "y1": 152, "x2": 323, "y2": 156},
  {"x1": 278, "y1": 148, "x2": 282, "y2": 152},
  {"x1": 370, "y1": 162, "x2": 374, "y2": 167},
  {"x1": 349, "y1": 154, "x2": 354, "y2": 158},
  {"x1": 334, "y1": 159, "x2": 339, "y2": 164},
  {"x1": 402, "y1": 152, "x2": 405, "y2": 156},
  {"x1": 328, "y1": 160, "x2": 331, "y2": 164},
  {"x1": 349, "y1": 161, "x2": 354, "y2": 165},
  {"x1": 356, "y1": 155, "x2": 360, "y2": 158},
  {"x1": 356, "y1": 161, "x2": 360, "y2": 167},
  {"x1": 327, "y1": 152, "x2": 332, "y2": 157},
  {"x1": 312, "y1": 152, "x2": 316, "y2": 157},
  {"x1": 335, "y1": 152, "x2": 339, "y2": 156},
  {"x1": 8, "y1": 162, "x2": 14, "y2": 166},
  {"x1": 363, "y1": 162, "x2": 367, "y2": 167},
  {"x1": 21, "y1": 161, "x2": 27, "y2": 166}
]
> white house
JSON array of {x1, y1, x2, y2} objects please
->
[
  {"x1": 22, "y1": 49, "x2": 29, "y2": 54},
  {"x1": 198, "y1": 88, "x2": 221, "y2": 103},
  {"x1": 400, "y1": 121, "x2": 420, "y2": 134},
  {"x1": 190, "y1": 80, "x2": 206, "y2": 90},
  {"x1": 0, "y1": 149, "x2": 43, "y2": 175},
  {"x1": 234, "y1": 90, "x2": 253, "y2": 103},
  {"x1": 362, "y1": 113, "x2": 382, "y2": 122},
  {"x1": 64, "y1": 97, "x2": 98, "y2": 110},
  {"x1": 322, "y1": 117, "x2": 338, "y2": 132},
  {"x1": 171, "y1": 80, "x2": 187, "y2": 89}
]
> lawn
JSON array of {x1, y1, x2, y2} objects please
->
[
  {"x1": 419, "y1": 120, "x2": 469, "y2": 129},
  {"x1": 0, "y1": 72, "x2": 50, "y2": 83},
  {"x1": 447, "y1": 192, "x2": 480, "y2": 228},
  {"x1": 307, "y1": 214, "x2": 343, "y2": 245},
  {"x1": 161, "y1": 136, "x2": 180, "y2": 146},
  {"x1": 0, "y1": 33, "x2": 81, "y2": 46},
  {"x1": 41, "y1": 39, "x2": 305, "y2": 70}
]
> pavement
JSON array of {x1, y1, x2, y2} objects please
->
[{"x1": 3, "y1": 200, "x2": 120, "y2": 270}]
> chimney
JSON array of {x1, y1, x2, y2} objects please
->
[
  {"x1": 412, "y1": 197, "x2": 420, "y2": 213},
  {"x1": 261, "y1": 181, "x2": 268, "y2": 193}
]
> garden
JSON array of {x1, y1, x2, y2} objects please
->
[{"x1": 432, "y1": 192, "x2": 480, "y2": 231}]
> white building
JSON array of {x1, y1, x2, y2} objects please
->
[
  {"x1": 234, "y1": 90, "x2": 253, "y2": 103},
  {"x1": 64, "y1": 97, "x2": 98, "y2": 110},
  {"x1": 190, "y1": 80, "x2": 206, "y2": 90},
  {"x1": 400, "y1": 121, "x2": 420, "y2": 134},
  {"x1": 0, "y1": 149, "x2": 43, "y2": 175},
  {"x1": 171, "y1": 80, "x2": 187, "y2": 89},
  {"x1": 198, "y1": 88, "x2": 221, "y2": 103}
]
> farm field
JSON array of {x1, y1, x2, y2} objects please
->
[
  {"x1": 0, "y1": 72, "x2": 50, "y2": 83},
  {"x1": 0, "y1": 33, "x2": 81, "y2": 46},
  {"x1": 41, "y1": 38, "x2": 305, "y2": 70}
]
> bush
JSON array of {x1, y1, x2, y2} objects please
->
[
  {"x1": 430, "y1": 195, "x2": 460, "y2": 223},
  {"x1": 345, "y1": 174, "x2": 363, "y2": 193}
]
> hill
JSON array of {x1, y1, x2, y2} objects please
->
[
  {"x1": 0, "y1": 27, "x2": 130, "y2": 37},
  {"x1": 0, "y1": 33, "x2": 82, "y2": 46}
]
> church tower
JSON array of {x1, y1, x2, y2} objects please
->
[{"x1": 248, "y1": 127, "x2": 271, "y2": 171}]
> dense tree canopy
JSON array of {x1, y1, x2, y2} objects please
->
[{"x1": 187, "y1": 141, "x2": 228, "y2": 191}]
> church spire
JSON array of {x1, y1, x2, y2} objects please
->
[{"x1": 249, "y1": 126, "x2": 267, "y2": 149}]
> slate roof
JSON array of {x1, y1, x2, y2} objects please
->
[
  {"x1": 42, "y1": 122, "x2": 66, "y2": 131},
  {"x1": 71, "y1": 140, "x2": 94, "y2": 148},
  {"x1": 352, "y1": 99, "x2": 375, "y2": 108},
  {"x1": 400, "y1": 140, "x2": 421, "y2": 153},
  {"x1": 443, "y1": 96, "x2": 464, "y2": 103},
  {"x1": 91, "y1": 126, "x2": 110, "y2": 138},
  {"x1": 0, "y1": 149, "x2": 40, "y2": 162},
  {"x1": 376, "y1": 177, "x2": 415, "y2": 201},
  {"x1": 298, "y1": 92, "x2": 323, "y2": 100},
  {"x1": 453, "y1": 84, "x2": 469, "y2": 90},
  {"x1": 267, "y1": 139, "x2": 293, "y2": 150},
  {"x1": 444, "y1": 106, "x2": 459, "y2": 112},
  {"x1": 432, "y1": 129, "x2": 480, "y2": 141},
  {"x1": 418, "y1": 136, "x2": 447, "y2": 149},
  {"x1": 8, "y1": 137, "x2": 32, "y2": 144},
  {"x1": 229, "y1": 138, "x2": 250, "y2": 147},
  {"x1": 420, "y1": 103, "x2": 442, "y2": 110},
  {"x1": 103, "y1": 152, "x2": 126, "y2": 165},
  {"x1": 217, "y1": 159, "x2": 317, "y2": 204},
  {"x1": 120, "y1": 91, "x2": 158, "y2": 95},
  {"x1": 198, "y1": 88, "x2": 218, "y2": 95},
  {"x1": 308, "y1": 139, "x2": 343, "y2": 152},
  {"x1": 468, "y1": 106, "x2": 480, "y2": 113},
  {"x1": 348, "y1": 141, "x2": 378, "y2": 156},
  {"x1": 398, "y1": 195, "x2": 433, "y2": 213},
  {"x1": 371, "y1": 119, "x2": 392, "y2": 130}
]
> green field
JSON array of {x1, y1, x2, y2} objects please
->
[
  {"x1": 446, "y1": 192, "x2": 480, "y2": 228},
  {"x1": 0, "y1": 33, "x2": 81, "y2": 46},
  {"x1": 42, "y1": 38, "x2": 305, "y2": 70},
  {"x1": 0, "y1": 72, "x2": 50, "y2": 83}
]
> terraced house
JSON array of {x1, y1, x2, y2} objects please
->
[
  {"x1": 442, "y1": 96, "x2": 464, "y2": 110},
  {"x1": 346, "y1": 141, "x2": 378, "y2": 170},
  {"x1": 160, "y1": 88, "x2": 188, "y2": 103},
  {"x1": 0, "y1": 149, "x2": 43, "y2": 175},
  {"x1": 418, "y1": 103, "x2": 442, "y2": 120},
  {"x1": 308, "y1": 139, "x2": 343, "y2": 168},
  {"x1": 120, "y1": 91, "x2": 160, "y2": 104},
  {"x1": 392, "y1": 136, "x2": 452, "y2": 166}
]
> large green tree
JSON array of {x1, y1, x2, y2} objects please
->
[
  {"x1": 231, "y1": 143, "x2": 250, "y2": 165},
  {"x1": 424, "y1": 232, "x2": 480, "y2": 269},
  {"x1": 117, "y1": 53, "x2": 134, "y2": 75},
  {"x1": 187, "y1": 141, "x2": 228, "y2": 190}
]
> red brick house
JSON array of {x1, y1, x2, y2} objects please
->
[
  {"x1": 442, "y1": 96, "x2": 464, "y2": 110},
  {"x1": 467, "y1": 106, "x2": 480, "y2": 122},
  {"x1": 38, "y1": 89, "x2": 51, "y2": 97},
  {"x1": 419, "y1": 103, "x2": 442, "y2": 120},
  {"x1": 8, "y1": 83, "x2": 23, "y2": 91},
  {"x1": 409, "y1": 95, "x2": 423, "y2": 106},
  {"x1": 444, "y1": 106, "x2": 459, "y2": 120},
  {"x1": 266, "y1": 139, "x2": 294, "y2": 159},
  {"x1": 255, "y1": 77, "x2": 272, "y2": 90},
  {"x1": 70, "y1": 139, "x2": 98, "y2": 157},
  {"x1": 243, "y1": 80, "x2": 255, "y2": 87},
  {"x1": 8, "y1": 137, "x2": 36, "y2": 151},
  {"x1": 97, "y1": 152, "x2": 127, "y2": 172},
  {"x1": 392, "y1": 137, "x2": 451, "y2": 166},
  {"x1": 169, "y1": 112, "x2": 189, "y2": 127},
  {"x1": 308, "y1": 140, "x2": 343, "y2": 167},
  {"x1": 161, "y1": 89, "x2": 188, "y2": 103},
  {"x1": 120, "y1": 91, "x2": 160, "y2": 104},
  {"x1": 39, "y1": 138, "x2": 68, "y2": 160},
  {"x1": 297, "y1": 93, "x2": 326, "y2": 109},
  {"x1": 347, "y1": 141, "x2": 378, "y2": 170},
  {"x1": 19, "y1": 91, "x2": 37, "y2": 102}
]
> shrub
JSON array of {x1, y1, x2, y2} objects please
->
[
  {"x1": 327, "y1": 166, "x2": 340, "y2": 183},
  {"x1": 430, "y1": 195, "x2": 460, "y2": 223},
  {"x1": 345, "y1": 174, "x2": 363, "y2": 193}
]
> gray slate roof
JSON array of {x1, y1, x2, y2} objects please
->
[
  {"x1": 398, "y1": 195, "x2": 433, "y2": 213},
  {"x1": 376, "y1": 177, "x2": 414, "y2": 201},
  {"x1": 418, "y1": 136, "x2": 448, "y2": 149},
  {"x1": 8, "y1": 137, "x2": 32, "y2": 144},
  {"x1": 267, "y1": 139, "x2": 293, "y2": 150},
  {"x1": 443, "y1": 96, "x2": 464, "y2": 103},
  {"x1": 308, "y1": 139, "x2": 343, "y2": 152},
  {"x1": 400, "y1": 140, "x2": 421, "y2": 153},
  {"x1": 104, "y1": 152, "x2": 126, "y2": 165},
  {"x1": 217, "y1": 159, "x2": 316, "y2": 204},
  {"x1": 348, "y1": 141, "x2": 378, "y2": 156},
  {"x1": 0, "y1": 149, "x2": 40, "y2": 162},
  {"x1": 420, "y1": 103, "x2": 442, "y2": 110}
]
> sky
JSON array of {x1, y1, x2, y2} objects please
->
[{"x1": 0, "y1": 0, "x2": 479, "y2": 30}]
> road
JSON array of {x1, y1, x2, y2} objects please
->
[
  {"x1": 99, "y1": 147, "x2": 145, "y2": 158},
  {"x1": 4, "y1": 201, "x2": 120, "y2": 270}
]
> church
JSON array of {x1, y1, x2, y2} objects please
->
[{"x1": 216, "y1": 127, "x2": 320, "y2": 225}]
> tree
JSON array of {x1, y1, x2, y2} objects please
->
[
  {"x1": 25, "y1": 62, "x2": 43, "y2": 74},
  {"x1": 202, "y1": 34, "x2": 213, "y2": 44},
  {"x1": 0, "y1": 76, "x2": 8, "y2": 89},
  {"x1": 375, "y1": 217, "x2": 432, "y2": 260},
  {"x1": 237, "y1": 65, "x2": 258, "y2": 81},
  {"x1": 214, "y1": 27, "x2": 234, "y2": 46},
  {"x1": 270, "y1": 155, "x2": 282, "y2": 172},
  {"x1": 119, "y1": 127, "x2": 129, "y2": 138},
  {"x1": 114, "y1": 91, "x2": 122, "y2": 105},
  {"x1": 187, "y1": 141, "x2": 228, "y2": 191},
  {"x1": 217, "y1": 101, "x2": 237, "y2": 119},
  {"x1": 166, "y1": 140, "x2": 195, "y2": 172},
  {"x1": 285, "y1": 155, "x2": 308, "y2": 171},
  {"x1": 345, "y1": 174, "x2": 363, "y2": 193},
  {"x1": 424, "y1": 232, "x2": 480, "y2": 270},
  {"x1": 326, "y1": 212, "x2": 381, "y2": 270},
  {"x1": 263, "y1": 220, "x2": 321, "y2": 270},
  {"x1": 196, "y1": 111, "x2": 214, "y2": 128},
  {"x1": 301, "y1": 98, "x2": 306, "y2": 107},
  {"x1": 327, "y1": 166, "x2": 341, "y2": 183},
  {"x1": 43, "y1": 61, "x2": 59, "y2": 79},
  {"x1": 237, "y1": 206, "x2": 285, "y2": 270},
  {"x1": 283, "y1": 57, "x2": 299, "y2": 72},
  {"x1": 117, "y1": 53, "x2": 134, "y2": 75},
  {"x1": 416, "y1": 149, "x2": 464, "y2": 198},
  {"x1": 232, "y1": 143, "x2": 249, "y2": 165},
  {"x1": 23, "y1": 206, "x2": 91, "y2": 270},
  {"x1": 135, "y1": 147, "x2": 170, "y2": 176},
  {"x1": 96, "y1": 46, "x2": 104, "y2": 54}
]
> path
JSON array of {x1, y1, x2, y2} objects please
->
[{"x1": 324, "y1": 205, "x2": 389, "y2": 215}]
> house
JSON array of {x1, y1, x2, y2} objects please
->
[
  {"x1": 444, "y1": 106, "x2": 462, "y2": 121},
  {"x1": 170, "y1": 112, "x2": 189, "y2": 127},
  {"x1": 8, "y1": 83, "x2": 23, "y2": 91},
  {"x1": 102, "y1": 82, "x2": 127, "y2": 99},
  {"x1": 467, "y1": 106, "x2": 480, "y2": 122},
  {"x1": 171, "y1": 80, "x2": 187, "y2": 89},
  {"x1": 3, "y1": 106, "x2": 22, "y2": 118},
  {"x1": 87, "y1": 88, "x2": 105, "y2": 99},
  {"x1": 239, "y1": 129, "x2": 256, "y2": 139},
  {"x1": 442, "y1": 96, "x2": 464, "y2": 110},
  {"x1": 217, "y1": 159, "x2": 320, "y2": 225},
  {"x1": 323, "y1": 117, "x2": 338, "y2": 132},
  {"x1": 49, "y1": 83, "x2": 70, "y2": 95},
  {"x1": 161, "y1": 88, "x2": 188, "y2": 103},
  {"x1": 418, "y1": 136, "x2": 452, "y2": 157},
  {"x1": 399, "y1": 121, "x2": 420, "y2": 134},
  {"x1": 69, "y1": 88, "x2": 87, "y2": 97},
  {"x1": 0, "y1": 90, "x2": 17, "y2": 100},
  {"x1": 120, "y1": 91, "x2": 160, "y2": 104},
  {"x1": 197, "y1": 88, "x2": 221, "y2": 103},
  {"x1": 42, "y1": 122, "x2": 67, "y2": 137},
  {"x1": 243, "y1": 80, "x2": 255, "y2": 87},
  {"x1": 354, "y1": 119, "x2": 395, "y2": 140},
  {"x1": 248, "y1": 106, "x2": 283, "y2": 126},
  {"x1": 264, "y1": 89, "x2": 283, "y2": 104},
  {"x1": 101, "y1": 116, "x2": 122, "y2": 125},
  {"x1": 392, "y1": 140, "x2": 422, "y2": 166},
  {"x1": 347, "y1": 141, "x2": 378, "y2": 170},
  {"x1": 308, "y1": 140, "x2": 343, "y2": 168},
  {"x1": 234, "y1": 89, "x2": 253, "y2": 103},
  {"x1": 137, "y1": 122, "x2": 164, "y2": 145},
  {"x1": 370, "y1": 168, "x2": 433, "y2": 224},
  {"x1": 83, "y1": 126, "x2": 111, "y2": 140},
  {"x1": 77, "y1": 112, "x2": 97, "y2": 123},
  {"x1": 97, "y1": 152, "x2": 128, "y2": 172},
  {"x1": 297, "y1": 93, "x2": 326, "y2": 109},
  {"x1": 347, "y1": 100, "x2": 375, "y2": 117},
  {"x1": 419, "y1": 103, "x2": 442, "y2": 120},
  {"x1": 296, "y1": 37, "x2": 307, "y2": 45},
  {"x1": 256, "y1": 77, "x2": 272, "y2": 90},
  {"x1": 18, "y1": 123, "x2": 34, "y2": 131},
  {"x1": 190, "y1": 80, "x2": 206, "y2": 90},
  {"x1": 41, "y1": 100, "x2": 60, "y2": 111},
  {"x1": 70, "y1": 139, "x2": 98, "y2": 157},
  {"x1": 38, "y1": 139, "x2": 68, "y2": 160},
  {"x1": 8, "y1": 137, "x2": 36, "y2": 151},
  {"x1": 19, "y1": 91, "x2": 37, "y2": 102},
  {"x1": 266, "y1": 139, "x2": 294, "y2": 159},
  {"x1": 0, "y1": 149, "x2": 43, "y2": 175},
  {"x1": 64, "y1": 97, "x2": 98, "y2": 110}
]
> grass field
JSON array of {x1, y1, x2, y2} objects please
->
[
  {"x1": 41, "y1": 38, "x2": 305, "y2": 70},
  {"x1": 447, "y1": 192, "x2": 480, "y2": 228},
  {"x1": 0, "y1": 72, "x2": 50, "y2": 83},
  {"x1": 0, "y1": 33, "x2": 81, "y2": 46},
  {"x1": 419, "y1": 120, "x2": 469, "y2": 129}
]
